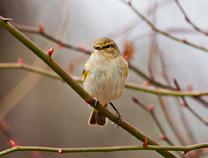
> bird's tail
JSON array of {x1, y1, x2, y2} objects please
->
[{"x1": 88, "y1": 109, "x2": 107, "y2": 126}]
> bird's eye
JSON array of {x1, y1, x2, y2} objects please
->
[
  {"x1": 94, "y1": 45, "x2": 101, "y2": 50},
  {"x1": 104, "y1": 45, "x2": 111, "y2": 49}
]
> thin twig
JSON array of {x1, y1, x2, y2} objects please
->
[
  {"x1": 147, "y1": 24, "x2": 187, "y2": 146},
  {"x1": 13, "y1": 23, "x2": 91, "y2": 55},
  {"x1": 173, "y1": 79, "x2": 208, "y2": 125},
  {"x1": 1, "y1": 143, "x2": 208, "y2": 156},
  {"x1": 174, "y1": 0, "x2": 208, "y2": 36},
  {"x1": 119, "y1": 0, "x2": 208, "y2": 53},
  {"x1": 157, "y1": 44, "x2": 198, "y2": 145},
  {"x1": 132, "y1": 97, "x2": 174, "y2": 146}
]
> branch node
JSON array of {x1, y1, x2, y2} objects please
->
[
  {"x1": 132, "y1": 97, "x2": 139, "y2": 104},
  {"x1": 58, "y1": 148, "x2": 63, "y2": 153},
  {"x1": 128, "y1": 0, "x2": 132, "y2": 6},
  {"x1": 143, "y1": 137, "x2": 149, "y2": 148}
]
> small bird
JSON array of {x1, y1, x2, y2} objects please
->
[{"x1": 82, "y1": 37, "x2": 128, "y2": 127}]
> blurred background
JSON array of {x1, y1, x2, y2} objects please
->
[{"x1": 1, "y1": 0, "x2": 208, "y2": 157}]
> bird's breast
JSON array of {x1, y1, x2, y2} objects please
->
[{"x1": 83, "y1": 56, "x2": 126, "y2": 105}]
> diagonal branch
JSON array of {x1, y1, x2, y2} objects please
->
[
  {"x1": 174, "y1": 0, "x2": 208, "y2": 36},
  {"x1": 173, "y1": 79, "x2": 208, "y2": 125},
  {"x1": 0, "y1": 16, "x2": 177, "y2": 158},
  {"x1": 132, "y1": 97, "x2": 175, "y2": 146},
  {"x1": 13, "y1": 23, "x2": 91, "y2": 55}
]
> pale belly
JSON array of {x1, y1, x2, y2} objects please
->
[{"x1": 83, "y1": 68, "x2": 125, "y2": 105}]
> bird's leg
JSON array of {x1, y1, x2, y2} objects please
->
[{"x1": 109, "y1": 102, "x2": 122, "y2": 127}]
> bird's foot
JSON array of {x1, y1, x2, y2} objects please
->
[
  {"x1": 109, "y1": 102, "x2": 122, "y2": 128},
  {"x1": 115, "y1": 112, "x2": 122, "y2": 128}
]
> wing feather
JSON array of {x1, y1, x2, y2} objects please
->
[{"x1": 82, "y1": 69, "x2": 89, "y2": 82}]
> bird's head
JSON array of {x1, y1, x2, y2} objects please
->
[{"x1": 93, "y1": 37, "x2": 120, "y2": 57}]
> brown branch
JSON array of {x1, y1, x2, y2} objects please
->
[
  {"x1": 173, "y1": 79, "x2": 208, "y2": 125},
  {"x1": 174, "y1": 0, "x2": 208, "y2": 36},
  {"x1": 132, "y1": 97, "x2": 174, "y2": 146},
  {"x1": 147, "y1": 24, "x2": 187, "y2": 146},
  {"x1": 13, "y1": 23, "x2": 91, "y2": 55},
  {"x1": 157, "y1": 45, "x2": 198, "y2": 146},
  {"x1": 119, "y1": 0, "x2": 208, "y2": 53}
]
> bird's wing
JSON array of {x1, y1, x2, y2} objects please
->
[
  {"x1": 82, "y1": 68, "x2": 90, "y2": 82},
  {"x1": 119, "y1": 56, "x2": 128, "y2": 78},
  {"x1": 124, "y1": 63, "x2": 128, "y2": 78}
]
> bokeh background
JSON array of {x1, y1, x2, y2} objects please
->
[{"x1": 1, "y1": 0, "x2": 208, "y2": 157}]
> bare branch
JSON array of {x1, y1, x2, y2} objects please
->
[
  {"x1": 174, "y1": 0, "x2": 208, "y2": 36},
  {"x1": 119, "y1": 0, "x2": 208, "y2": 53},
  {"x1": 1, "y1": 143, "x2": 208, "y2": 156}
]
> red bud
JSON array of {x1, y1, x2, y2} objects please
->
[
  {"x1": 17, "y1": 57, "x2": 24, "y2": 65},
  {"x1": 147, "y1": 104, "x2": 155, "y2": 113},
  {"x1": 9, "y1": 139, "x2": 17, "y2": 147},
  {"x1": 38, "y1": 23, "x2": 44, "y2": 33},
  {"x1": 47, "y1": 48, "x2": 54, "y2": 58}
]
